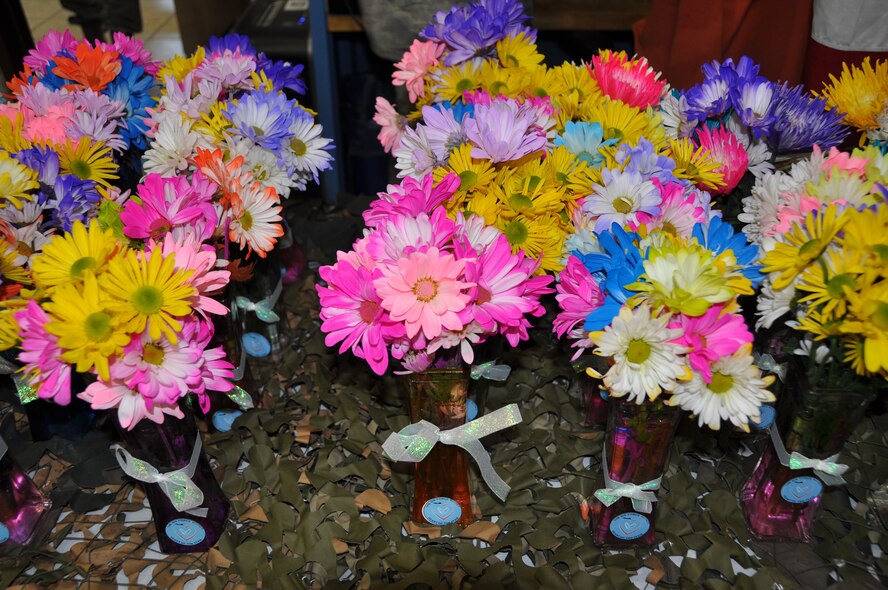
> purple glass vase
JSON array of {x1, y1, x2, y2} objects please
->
[
  {"x1": 590, "y1": 397, "x2": 682, "y2": 547},
  {"x1": 118, "y1": 410, "x2": 229, "y2": 553},
  {"x1": 739, "y1": 362, "x2": 874, "y2": 542},
  {"x1": 0, "y1": 445, "x2": 52, "y2": 554}
]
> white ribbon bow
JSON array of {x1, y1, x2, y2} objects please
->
[
  {"x1": 470, "y1": 361, "x2": 512, "y2": 382},
  {"x1": 114, "y1": 435, "x2": 208, "y2": 516},
  {"x1": 593, "y1": 446, "x2": 662, "y2": 514},
  {"x1": 769, "y1": 424, "x2": 848, "y2": 486},
  {"x1": 382, "y1": 404, "x2": 522, "y2": 501},
  {"x1": 754, "y1": 353, "x2": 787, "y2": 382},
  {"x1": 234, "y1": 278, "x2": 283, "y2": 323}
]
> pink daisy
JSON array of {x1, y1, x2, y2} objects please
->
[
  {"x1": 374, "y1": 247, "x2": 474, "y2": 340},
  {"x1": 364, "y1": 207, "x2": 456, "y2": 265},
  {"x1": 589, "y1": 51, "x2": 667, "y2": 110},
  {"x1": 191, "y1": 320, "x2": 235, "y2": 411},
  {"x1": 318, "y1": 257, "x2": 405, "y2": 375},
  {"x1": 392, "y1": 39, "x2": 444, "y2": 103},
  {"x1": 23, "y1": 30, "x2": 78, "y2": 74},
  {"x1": 820, "y1": 146, "x2": 868, "y2": 178},
  {"x1": 110, "y1": 32, "x2": 161, "y2": 76},
  {"x1": 146, "y1": 233, "x2": 231, "y2": 317},
  {"x1": 554, "y1": 256, "x2": 605, "y2": 340},
  {"x1": 227, "y1": 180, "x2": 284, "y2": 258},
  {"x1": 694, "y1": 126, "x2": 749, "y2": 195},
  {"x1": 15, "y1": 300, "x2": 72, "y2": 405},
  {"x1": 363, "y1": 172, "x2": 459, "y2": 228},
  {"x1": 634, "y1": 179, "x2": 709, "y2": 237},
  {"x1": 80, "y1": 378, "x2": 184, "y2": 430},
  {"x1": 669, "y1": 306, "x2": 753, "y2": 382},
  {"x1": 121, "y1": 172, "x2": 218, "y2": 242},
  {"x1": 373, "y1": 97, "x2": 407, "y2": 154}
]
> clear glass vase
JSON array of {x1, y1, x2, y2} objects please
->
[
  {"x1": 739, "y1": 361, "x2": 875, "y2": 542},
  {"x1": 0, "y1": 447, "x2": 52, "y2": 554},
  {"x1": 590, "y1": 397, "x2": 682, "y2": 547},
  {"x1": 118, "y1": 409, "x2": 229, "y2": 553},
  {"x1": 401, "y1": 354, "x2": 474, "y2": 529}
]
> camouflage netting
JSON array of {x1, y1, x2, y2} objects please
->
[{"x1": 1, "y1": 204, "x2": 888, "y2": 589}]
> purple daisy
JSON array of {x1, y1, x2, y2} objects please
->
[
  {"x1": 464, "y1": 97, "x2": 546, "y2": 163},
  {"x1": 766, "y1": 83, "x2": 850, "y2": 153}
]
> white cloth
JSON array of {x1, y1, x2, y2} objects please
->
[{"x1": 811, "y1": 0, "x2": 888, "y2": 52}]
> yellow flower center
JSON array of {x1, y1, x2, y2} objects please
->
[
  {"x1": 708, "y1": 371, "x2": 734, "y2": 394},
  {"x1": 290, "y1": 138, "x2": 307, "y2": 156},
  {"x1": 241, "y1": 210, "x2": 254, "y2": 232},
  {"x1": 71, "y1": 158, "x2": 92, "y2": 180},
  {"x1": 132, "y1": 286, "x2": 163, "y2": 315},
  {"x1": 613, "y1": 196, "x2": 634, "y2": 214},
  {"x1": 70, "y1": 256, "x2": 97, "y2": 279},
  {"x1": 142, "y1": 343, "x2": 165, "y2": 365},
  {"x1": 504, "y1": 219, "x2": 528, "y2": 246},
  {"x1": 413, "y1": 278, "x2": 438, "y2": 302},
  {"x1": 84, "y1": 311, "x2": 112, "y2": 342},
  {"x1": 625, "y1": 339, "x2": 651, "y2": 364},
  {"x1": 458, "y1": 170, "x2": 478, "y2": 191}
]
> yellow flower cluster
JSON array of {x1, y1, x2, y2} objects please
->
[{"x1": 819, "y1": 57, "x2": 888, "y2": 137}]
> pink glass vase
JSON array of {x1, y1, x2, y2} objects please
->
[
  {"x1": 590, "y1": 397, "x2": 682, "y2": 547},
  {"x1": 0, "y1": 447, "x2": 52, "y2": 554},
  {"x1": 739, "y1": 362, "x2": 874, "y2": 542}
]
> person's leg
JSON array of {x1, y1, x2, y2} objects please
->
[
  {"x1": 102, "y1": 0, "x2": 143, "y2": 36},
  {"x1": 60, "y1": 0, "x2": 106, "y2": 41}
]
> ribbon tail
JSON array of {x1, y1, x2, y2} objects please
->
[
  {"x1": 186, "y1": 507, "x2": 209, "y2": 518},
  {"x1": 460, "y1": 438, "x2": 510, "y2": 501},
  {"x1": 630, "y1": 497, "x2": 654, "y2": 514},
  {"x1": 814, "y1": 470, "x2": 845, "y2": 486}
]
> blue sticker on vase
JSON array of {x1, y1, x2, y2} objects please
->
[
  {"x1": 212, "y1": 409, "x2": 242, "y2": 432},
  {"x1": 467, "y1": 399, "x2": 478, "y2": 421},
  {"x1": 750, "y1": 405, "x2": 775, "y2": 430},
  {"x1": 781, "y1": 476, "x2": 822, "y2": 504},
  {"x1": 421, "y1": 497, "x2": 462, "y2": 526},
  {"x1": 0, "y1": 523, "x2": 9, "y2": 543},
  {"x1": 609, "y1": 512, "x2": 650, "y2": 540},
  {"x1": 165, "y1": 518, "x2": 206, "y2": 546},
  {"x1": 242, "y1": 332, "x2": 271, "y2": 358}
]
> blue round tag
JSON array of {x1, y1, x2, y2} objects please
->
[
  {"x1": 609, "y1": 512, "x2": 650, "y2": 540},
  {"x1": 165, "y1": 518, "x2": 206, "y2": 546},
  {"x1": 0, "y1": 523, "x2": 9, "y2": 543},
  {"x1": 599, "y1": 389, "x2": 609, "y2": 401},
  {"x1": 750, "y1": 405, "x2": 776, "y2": 430},
  {"x1": 212, "y1": 409, "x2": 242, "y2": 432},
  {"x1": 467, "y1": 399, "x2": 478, "y2": 421},
  {"x1": 781, "y1": 476, "x2": 822, "y2": 504},
  {"x1": 421, "y1": 497, "x2": 462, "y2": 526},
  {"x1": 242, "y1": 332, "x2": 271, "y2": 358}
]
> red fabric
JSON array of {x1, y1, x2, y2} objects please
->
[
  {"x1": 634, "y1": 0, "x2": 813, "y2": 90},
  {"x1": 803, "y1": 39, "x2": 888, "y2": 93}
]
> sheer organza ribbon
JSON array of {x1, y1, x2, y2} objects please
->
[
  {"x1": 233, "y1": 278, "x2": 283, "y2": 323},
  {"x1": 593, "y1": 446, "x2": 662, "y2": 514},
  {"x1": 382, "y1": 404, "x2": 522, "y2": 501},
  {"x1": 470, "y1": 361, "x2": 511, "y2": 381},
  {"x1": 768, "y1": 424, "x2": 848, "y2": 486},
  {"x1": 114, "y1": 435, "x2": 208, "y2": 516},
  {"x1": 754, "y1": 353, "x2": 787, "y2": 382}
]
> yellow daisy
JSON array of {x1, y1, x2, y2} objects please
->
[
  {"x1": 0, "y1": 239, "x2": 30, "y2": 286},
  {"x1": 841, "y1": 205, "x2": 888, "y2": 273},
  {"x1": 497, "y1": 214, "x2": 566, "y2": 274},
  {"x1": 478, "y1": 60, "x2": 528, "y2": 98},
  {"x1": 522, "y1": 64, "x2": 565, "y2": 100},
  {"x1": 0, "y1": 308, "x2": 19, "y2": 351},
  {"x1": 839, "y1": 282, "x2": 888, "y2": 375},
  {"x1": 546, "y1": 145, "x2": 590, "y2": 191},
  {"x1": 795, "y1": 308, "x2": 845, "y2": 341},
  {"x1": 463, "y1": 184, "x2": 503, "y2": 225},
  {"x1": 496, "y1": 33, "x2": 544, "y2": 69},
  {"x1": 819, "y1": 57, "x2": 888, "y2": 133},
  {"x1": 550, "y1": 61, "x2": 600, "y2": 106},
  {"x1": 843, "y1": 337, "x2": 879, "y2": 378},
  {"x1": 31, "y1": 220, "x2": 119, "y2": 292},
  {"x1": 0, "y1": 152, "x2": 38, "y2": 209},
  {"x1": 797, "y1": 245, "x2": 864, "y2": 317},
  {"x1": 667, "y1": 137, "x2": 725, "y2": 191},
  {"x1": 0, "y1": 113, "x2": 31, "y2": 153},
  {"x1": 432, "y1": 62, "x2": 481, "y2": 104},
  {"x1": 194, "y1": 104, "x2": 230, "y2": 143},
  {"x1": 45, "y1": 272, "x2": 130, "y2": 380},
  {"x1": 58, "y1": 139, "x2": 118, "y2": 188},
  {"x1": 762, "y1": 205, "x2": 850, "y2": 290},
  {"x1": 493, "y1": 171, "x2": 565, "y2": 220},
  {"x1": 157, "y1": 47, "x2": 206, "y2": 84},
  {"x1": 434, "y1": 143, "x2": 496, "y2": 208},
  {"x1": 586, "y1": 98, "x2": 650, "y2": 147},
  {"x1": 99, "y1": 248, "x2": 196, "y2": 343}
]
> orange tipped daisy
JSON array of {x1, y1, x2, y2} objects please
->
[
  {"x1": 228, "y1": 181, "x2": 284, "y2": 258},
  {"x1": 52, "y1": 41, "x2": 121, "y2": 91}
]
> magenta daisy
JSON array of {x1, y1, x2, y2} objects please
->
[
  {"x1": 589, "y1": 51, "x2": 667, "y2": 110},
  {"x1": 373, "y1": 246, "x2": 474, "y2": 340},
  {"x1": 121, "y1": 172, "x2": 218, "y2": 242},
  {"x1": 694, "y1": 126, "x2": 749, "y2": 195},
  {"x1": 16, "y1": 300, "x2": 73, "y2": 405},
  {"x1": 191, "y1": 320, "x2": 235, "y2": 411},
  {"x1": 668, "y1": 305, "x2": 753, "y2": 382},
  {"x1": 554, "y1": 255, "x2": 606, "y2": 340},
  {"x1": 363, "y1": 172, "x2": 459, "y2": 228},
  {"x1": 228, "y1": 181, "x2": 284, "y2": 258},
  {"x1": 637, "y1": 178, "x2": 710, "y2": 237},
  {"x1": 365, "y1": 207, "x2": 456, "y2": 265},
  {"x1": 318, "y1": 257, "x2": 405, "y2": 375},
  {"x1": 392, "y1": 39, "x2": 444, "y2": 103}
]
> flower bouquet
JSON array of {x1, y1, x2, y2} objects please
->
[
  {"x1": 738, "y1": 144, "x2": 888, "y2": 541},
  {"x1": 317, "y1": 172, "x2": 551, "y2": 527},
  {"x1": 0, "y1": 220, "x2": 236, "y2": 552}
]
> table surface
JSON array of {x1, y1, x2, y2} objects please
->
[{"x1": 1, "y1": 201, "x2": 887, "y2": 589}]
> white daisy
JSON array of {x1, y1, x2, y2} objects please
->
[
  {"x1": 283, "y1": 117, "x2": 333, "y2": 183},
  {"x1": 592, "y1": 304, "x2": 689, "y2": 403},
  {"x1": 143, "y1": 113, "x2": 202, "y2": 177},
  {"x1": 659, "y1": 92, "x2": 697, "y2": 139},
  {"x1": 228, "y1": 181, "x2": 284, "y2": 257},
  {"x1": 755, "y1": 272, "x2": 796, "y2": 330},
  {"x1": 0, "y1": 200, "x2": 42, "y2": 225},
  {"x1": 739, "y1": 172, "x2": 783, "y2": 249},
  {"x1": 560, "y1": 209, "x2": 602, "y2": 264},
  {"x1": 668, "y1": 347, "x2": 775, "y2": 432},
  {"x1": 226, "y1": 137, "x2": 293, "y2": 196},
  {"x1": 454, "y1": 211, "x2": 502, "y2": 254},
  {"x1": 394, "y1": 124, "x2": 440, "y2": 178},
  {"x1": 582, "y1": 169, "x2": 660, "y2": 232},
  {"x1": 427, "y1": 321, "x2": 485, "y2": 364},
  {"x1": 726, "y1": 114, "x2": 774, "y2": 178}
]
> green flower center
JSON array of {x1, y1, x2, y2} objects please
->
[
  {"x1": 504, "y1": 220, "x2": 529, "y2": 246},
  {"x1": 625, "y1": 339, "x2": 651, "y2": 364},
  {"x1": 70, "y1": 158, "x2": 92, "y2": 180},
  {"x1": 527, "y1": 175, "x2": 542, "y2": 191},
  {"x1": 489, "y1": 81, "x2": 507, "y2": 96},
  {"x1": 290, "y1": 138, "x2": 307, "y2": 156},
  {"x1": 826, "y1": 273, "x2": 856, "y2": 299},
  {"x1": 251, "y1": 125, "x2": 265, "y2": 138},
  {"x1": 132, "y1": 286, "x2": 163, "y2": 315},
  {"x1": 456, "y1": 78, "x2": 473, "y2": 93},
  {"x1": 508, "y1": 193, "x2": 533, "y2": 211},
  {"x1": 505, "y1": 54, "x2": 520, "y2": 67},
  {"x1": 873, "y1": 244, "x2": 888, "y2": 263},
  {"x1": 613, "y1": 196, "x2": 634, "y2": 214},
  {"x1": 84, "y1": 311, "x2": 112, "y2": 342},
  {"x1": 241, "y1": 210, "x2": 254, "y2": 232},
  {"x1": 798, "y1": 238, "x2": 822, "y2": 259},
  {"x1": 458, "y1": 170, "x2": 478, "y2": 191},
  {"x1": 607, "y1": 128, "x2": 624, "y2": 142},
  {"x1": 358, "y1": 300, "x2": 379, "y2": 323},
  {"x1": 708, "y1": 371, "x2": 734, "y2": 394},
  {"x1": 872, "y1": 301, "x2": 888, "y2": 331},
  {"x1": 555, "y1": 171, "x2": 570, "y2": 184},
  {"x1": 70, "y1": 256, "x2": 97, "y2": 279},
  {"x1": 413, "y1": 278, "x2": 438, "y2": 302},
  {"x1": 142, "y1": 343, "x2": 165, "y2": 365},
  {"x1": 533, "y1": 87, "x2": 548, "y2": 98}
]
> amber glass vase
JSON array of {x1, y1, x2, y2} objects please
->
[
  {"x1": 591, "y1": 397, "x2": 682, "y2": 547},
  {"x1": 739, "y1": 362, "x2": 874, "y2": 542},
  {"x1": 402, "y1": 356, "x2": 474, "y2": 528}
]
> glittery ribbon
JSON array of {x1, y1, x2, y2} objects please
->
[
  {"x1": 382, "y1": 403, "x2": 522, "y2": 501},
  {"x1": 226, "y1": 348, "x2": 254, "y2": 411},
  {"x1": 11, "y1": 373, "x2": 37, "y2": 404},
  {"x1": 114, "y1": 435, "x2": 208, "y2": 516},
  {"x1": 769, "y1": 424, "x2": 848, "y2": 486},
  {"x1": 754, "y1": 353, "x2": 787, "y2": 382},
  {"x1": 593, "y1": 446, "x2": 661, "y2": 514},
  {"x1": 470, "y1": 361, "x2": 511, "y2": 381},
  {"x1": 234, "y1": 278, "x2": 283, "y2": 323}
]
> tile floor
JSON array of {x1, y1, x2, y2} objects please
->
[{"x1": 19, "y1": 0, "x2": 184, "y2": 62}]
